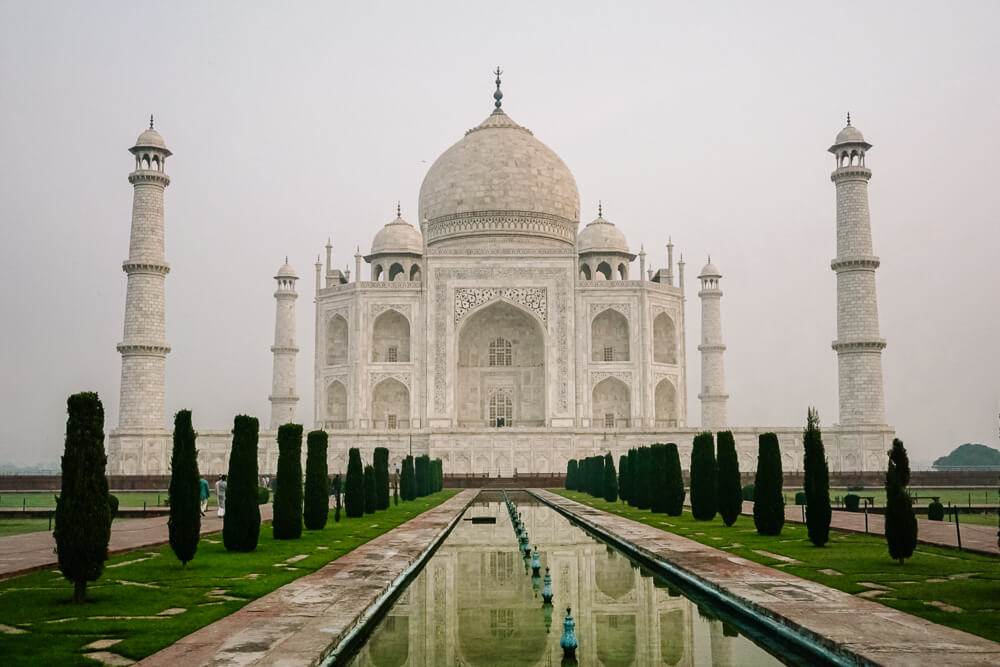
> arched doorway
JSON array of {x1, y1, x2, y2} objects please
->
[{"x1": 592, "y1": 376, "x2": 630, "y2": 428}]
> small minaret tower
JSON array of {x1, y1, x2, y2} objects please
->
[
  {"x1": 829, "y1": 115, "x2": 886, "y2": 426},
  {"x1": 698, "y1": 257, "x2": 728, "y2": 429},
  {"x1": 117, "y1": 118, "x2": 171, "y2": 431},
  {"x1": 269, "y1": 258, "x2": 299, "y2": 428}
]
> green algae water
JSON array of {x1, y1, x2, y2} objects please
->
[{"x1": 346, "y1": 492, "x2": 786, "y2": 666}]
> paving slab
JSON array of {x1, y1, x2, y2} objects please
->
[
  {"x1": 539, "y1": 490, "x2": 1000, "y2": 667},
  {"x1": 0, "y1": 505, "x2": 274, "y2": 581},
  {"x1": 137, "y1": 489, "x2": 476, "y2": 667}
]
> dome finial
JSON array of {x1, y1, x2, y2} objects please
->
[
  {"x1": 149, "y1": 114, "x2": 154, "y2": 129},
  {"x1": 846, "y1": 111, "x2": 851, "y2": 126},
  {"x1": 284, "y1": 255, "x2": 288, "y2": 264},
  {"x1": 598, "y1": 200, "x2": 603, "y2": 218},
  {"x1": 493, "y1": 66, "x2": 503, "y2": 109},
  {"x1": 397, "y1": 201, "x2": 401, "y2": 218}
]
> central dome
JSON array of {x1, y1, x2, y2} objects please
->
[{"x1": 418, "y1": 108, "x2": 580, "y2": 248}]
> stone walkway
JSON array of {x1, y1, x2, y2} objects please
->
[
  {"x1": 540, "y1": 490, "x2": 1000, "y2": 667},
  {"x1": 743, "y1": 501, "x2": 1000, "y2": 556},
  {"x1": 137, "y1": 489, "x2": 476, "y2": 666},
  {"x1": 0, "y1": 505, "x2": 274, "y2": 580}
]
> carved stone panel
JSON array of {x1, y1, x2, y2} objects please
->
[{"x1": 454, "y1": 287, "x2": 547, "y2": 325}]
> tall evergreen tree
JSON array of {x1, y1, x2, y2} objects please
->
[
  {"x1": 753, "y1": 432, "x2": 785, "y2": 536},
  {"x1": 54, "y1": 392, "x2": 111, "y2": 603},
  {"x1": 716, "y1": 431, "x2": 741, "y2": 527},
  {"x1": 363, "y1": 464, "x2": 377, "y2": 514},
  {"x1": 886, "y1": 438, "x2": 918, "y2": 564},
  {"x1": 223, "y1": 415, "x2": 261, "y2": 552},
  {"x1": 690, "y1": 432, "x2": 717, "y2": 521},
  {"x1": 802, "y1": 409, "x2": 831, "y2": 546},
  {"x1": 401, "y1": 455, "x2": 415, "y2": 501},
  {"x1": 272, "y1": 423, "x2": 303, "y2": 539},
  {"x1": 664, "y1": 443, "x2": 685, "y2": 516},
  {"x1": 415, "y1": 455, "x2": 429, "y2": 497},
  {"x1": 374, "y1": 447, "x2": 390, "y2": 510},
  {"x1": 649, "y1": 444, "x2": 669, "y2": 513},
  {"x1": 168, "y1": 410, "x2": 201, "y2": 565},
  {"x1": 618, "y1": 454, "x2": 629, "y2": 504},
  {"x1": 303, "y1": 430, "x2": 329, "y2": 530},
  {"x1": 603, "y1": 453, "x2": 618, "y2": 502},
  {"x1": 635, "y1": 447, "x2": 652, "y2": 510},
  {"x1": 345, "y1": 448, "x2": 365, "y2": 518},
  {"x1": 626, "y1": 448, "x2": 639, "y2": 506},
  {"x1": 590, "y1": 455, "x2": 605, "y2": 498},
  {"x1": 566, "y1": 459, "x2": 578, "y2": 491}
]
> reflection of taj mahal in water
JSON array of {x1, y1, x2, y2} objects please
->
[
  {"x1": 106, "y1": 75, "x2": 894, "y2": 476},
  {"x1": 349, "y1": 498, "x2": 778, "y2": 666}
]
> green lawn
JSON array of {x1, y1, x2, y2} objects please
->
[
  {"x1": 0, "y1": 490, "x2": 457, "y2": 666},
  {"x1": 0, "y1": 518, "x2": 53, "y2": 537},
  {"x1": 554, "y1": 489, "x2": 1000, "y2": 643},
  {"x1": 0, "y1": 492, "x2": 186, "y2": 509}
]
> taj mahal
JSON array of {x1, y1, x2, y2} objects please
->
[{"x1": 107, "y1": 73, "x2": 894, "y2": 477}]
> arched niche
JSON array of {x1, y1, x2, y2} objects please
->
[
  {"x1": 653, "y1": 312, "x2": 677, "y2": 364},
  {"x1": 660, "y1": 609, "x2": 687, "y2": 666},
  {"x1": 326, "y1": 380, "x2": 347, "y2": 425},
  {"x1": 409, "y1": 264, "x2": 421, "y2": 281},
  {"x1": 617, "y1": 262, "x2": 628, "y2": 280},
  {"x1": 372, "y1": 309, "x2": 410, "y2": 362},
  {"x1": 591, "y1": 308, "x2": 629, "y2": 362},
  {"x1": 365, "y1": 614, "x2": 409, "y2": 667},
  {"x1": 372, "y1": 378, "x2": 409, "y2": 428},
  {"x1": 596, "y1": 614, "x2": 637, "y2": 667},
  {"x1": 654, "y1": 379, "x2": 677, "y2": 426},
  {"x1": 388, "y1": 263, "x2": 405, "y2": 281},
  {"x1": 596, "y1": 261, "x2": 612, "y2": 280},
  {"x1": 325, "y1": 314, "x2": 349, "y2": 365},
  {"x1": 595, "y1": 549, "x2": 635, "y2": 600},
  {"x1": 592, "y1": 376, "x2": 630, "y2": 427},
  {"x1": 456, "y1": 301, "x2": 545, "y2": 427},
  {"x1": 373, "y1": 264, "x2": 384, "y2": 281}
]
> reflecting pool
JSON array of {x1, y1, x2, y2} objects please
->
[{"x1": 346, "y1": 492, "x2": 784, "y2": 666}]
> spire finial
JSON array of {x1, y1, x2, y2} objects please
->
[
  {"x1": 284, "y1": 255, "x2": 288, "y2": 264},
  {"x1": 397, "y1": 201, "x2": 401, "y2": 218},
  {"x1": 708, "y1": 254, "x2": 711, "y2": 263},
  {"x1": 598, "y1": 200, "x2": 603, "y2": 218},
  {"x1": 846, "y1": 111, "x2": 851, "y2": 126},
  {"x1": 149, "y1": 115, "x2": 154, "y2": 129},
  {"x1": 493, "y1": 66, "x2": 503, "y2": 109},
  {"x1": 326, "y1": 237, "x2": 332, "y2": 248}
]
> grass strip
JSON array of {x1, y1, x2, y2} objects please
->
[
  {"x1": 0, "y1": 490, "x2": 457, "y2": 666},
  {"x1": 554, "y1": 489, "x2": 1000, "y2": 643}
]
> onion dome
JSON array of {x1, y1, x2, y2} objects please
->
[
  {"x1": 577, "y1": 207, "x2": 631, "y2": 256},
  {"x1": 370, "y1": 211, "x2": 423, "y2": 256},
  {"x1": 698, "y1": 259, "x2": 721, "y2": 279}
]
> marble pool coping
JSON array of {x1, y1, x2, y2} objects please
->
[{"x1": 533, "y1": 489, "x2": 1000, "y2": 667}]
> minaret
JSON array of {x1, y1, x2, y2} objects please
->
[
  {"x1": 829, "y1": 115, "x2": 886, "y2": 426},
  {"x1": 698, "y1": 257, "x2": 728, "y2": 429},
  {"x1": 269, "y1": 258, "x2": 299, "y2": 428},
  {"x1": 117, "y1": 117, "x2": 171, "y2": 431}
]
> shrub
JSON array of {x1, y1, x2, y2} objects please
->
[
  {"x1": 566, "y1": 459, "x2": 578, "y2": 490},
  {"x1": 345, "y1": 448, "x2": 364, "y2": 518},
  {"x1": 690, "y1": 432, "x2": 717, "y2": 521},
  {"x1": 401, "y1": 455, "x2": 415, "y2": 501},
  {"x1": 55, "y1": 392, "x2": 111, "y2": 603},
  {"x1": 649, "y1": 444, "x2": 668, "y2": 513},
  {"x1": 168, "y1": 409, "x2": 201, "y2": 565},
  {"x1": 927, "y1": 500, "x2": 945, "y2": 521},
  {"x1": 716, "y1": 431, "x2": 741, "y2": 527},
  {"x1": 794, "y1": 491, "x2": 807, "y2": 505},
  {"x1": 752, "y1": 433, "x2": 784, "y2": 536},
  {"x1": 844, "y1": 494, "x2": 861, "y2": 512},
  {"x1": 257, "y1": 486, "x2": 269, "y2": 504},
  {"x1": 363, "y1": 464, "x2": 377, "y2": 514},
  {"x1": 304, "y1": 430, "x2": 329, "y2": 530},
  {"x1": 886, "y1": 438, "x2": 918, "y2": 564},
  {"x1": 664, "y1": 443, "x2": 685, "y2": 516},
  {"x1": 802, "y1": 407, "x2": 832, "y2": 547},
  {"x1": 272, "y1": 424, "x2": 303, "y2": 540},
  {"x1": 741, "y1": 484, "x2": 755, "y2": 501},
  {"x1": 374, "y1": 447, "x2": 390, "y2": 510},
  {"x1": 223, "y1": 416, "x2": 261, "y2": 552},
  {"x1": 603, "y1": 453, "x2": 618, "y2": 502}
]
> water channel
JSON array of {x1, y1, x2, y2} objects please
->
[{"x1": 344, "y1": 492, "x2": 794, "y2": 666}]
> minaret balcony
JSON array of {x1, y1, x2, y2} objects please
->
[
  {"x1": 830, "y1": 165, "x2": 871, "y2": 182},
  {"x1": 831, "y1": 338, "x2": 887, "y2": 352},
  {"x1": 122, "y1": 260, "x2": 170, "y2": 275},
  {"x1": 128, "y1": 171, "x2": 170, "y2": 186},
  {"x1": 830, "y1": 255, "x2": 880, "y2": 271}
]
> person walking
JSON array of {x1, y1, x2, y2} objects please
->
[
  {"x1": 215, "y1": 475, "x2": 227, "y2": 518},
  {"x1": 199, "y1": 477, "x2": 210, "y2": 516}
]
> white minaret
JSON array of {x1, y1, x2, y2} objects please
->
[
  {"x1": 829, "y1": 115, "x2": 886, "y2": 426},
  {"x1": 269, "y1": 258, "x2": 299, "y2": 428},
  {"x1": 698, "y1": 257, "x2": 728, "y2": 429},
  {"x1": 117, "y1": 117, "x2": 171, "y2": 431}
]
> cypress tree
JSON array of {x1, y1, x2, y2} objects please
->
[
  {"x1": 401, "y1": 455, "x2": 415, "y2": 501},
  {"x1": 273, "y1": 423, "x2": 303, "y2": 540},
  {"x1": 626, "y1": 448, "x2": 639, "y2": 506},
  {"x1": 753, "y1": 432, "x2": 785, "y2": 536},
  {"x1": 566, "y1": 459, "x2": 578, "y2": 490},
  {"x1": 223, "y1": 415, "x2": 261, "y2": 552},
  {"x1": 649, "y1": 444, "x2": 669, "y2": 513},
  {"x1": 168, "y1": 409, "x2": 200, "y2": 566},
  {"x1": 603, "y1": 453, "x2": 618, "y2": 502},
  {"x1": 363, "y1": 464, "x2": 377, "y2": 513},
  {"x1": 716, "y1": 431, "x2": 741, "y2": 527},
  {"x1": 802, "y1": 409, "x2": 831, "y2": 546},
  {"x1": 635, "y1": 447, "x2": 652, "y2": 510},
  {"x1": 618, "y1": 454, "x2": 628, "y2": 503},
  {"x1": 591, "y1": 455, "x2": 604, "y2": 498},
  {"x1": 886, "y1": 438, "x2": 918, "y2": 564},
  {"x1": 303, "y1": 430, "x2": 329, "y2": 530},
  {"x1": 690, "y1": 432, "x2": 717, "y2": 521},
  {"x1": 435, "y1": 459, "x2": 444, "y2": 492},
  {"x1": 374, "y1": 447, "x2": 390, "y2": 510},
  {"x1": 345, "y1": 448, "x2": 365, "y2": 517},
  {"x1": 54, "y1": 392, "x2": 111, "y2": 604},
  {"x1": 415, "y1": 455, "x2": 429, "y2": 497},
  {"x1": 664, "y1": 443, "x2": 685, "y2": 516}
]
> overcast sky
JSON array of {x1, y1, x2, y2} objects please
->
[{"x1": 1, "y1": 1, "x2": 998, "y2": 467}]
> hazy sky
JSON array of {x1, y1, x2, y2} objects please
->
[{"x1": 2, "y1": 1, "x2": 998, "y2": 467}]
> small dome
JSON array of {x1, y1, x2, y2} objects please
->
[
  {"x1": 834, "y1": 124, "x2": 865, "y2": 144},
  {"x1": 134, "y1": 127, "x2": 167, "y2": 150},
  {"x1": 699, "y1": 261, "x2": 721, "y2": 278},
  {"x1": 276, "y1": 259, "x2": 297, "y2": 279},
  {"x1": 577, "y1": 214, "x2": 630, "y2": 254},
  {"x1": 370, "y1": 214, "x2": 423, "y2": 255}
]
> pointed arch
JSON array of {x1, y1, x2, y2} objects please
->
[
  {"x1": 372, "y1": 309, "x2": 410, "y2": 362},
  {"x1": 617, "y1": 262, "x2": 628, "y2": 280},
  {"x1": 596, "y1": 261, "x2": 612, "y2": 280},
  {"x1": 372, "y1": 378, "x2": 409, "y2": 429},
  {"x1": 326, "y1": 380, "x2": 347, "y2": 426},
  {"x1": 580, "y1": 264, "x2": 592, "y2": 281},
  {"x1": 592, "y1": 376, "x2": 630, "y2": 427},
  {"x1": 325, "y1": 314, "x2": 349, "y2": 365},
  {"x1": 591, "y1": 308, "x2": 629, "y2": 362},
  {"x1": 653, "y1": 312, "x2": 677, "y2": 364},
  {"x1": 388, "y1": 263, "x2": 405, "y2": 281},
  {"x1": 654, "y1": 378, "x2": 677, "y2": 426},
  {"x1": 409, "y1": 264, "x2": 421, "y2": 281}
]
